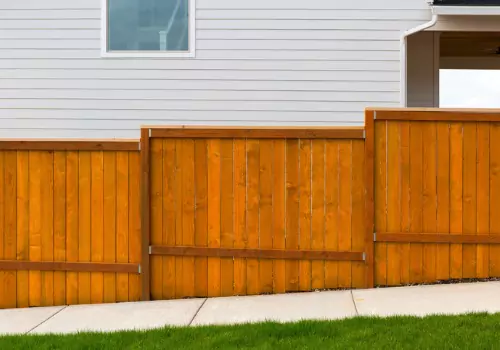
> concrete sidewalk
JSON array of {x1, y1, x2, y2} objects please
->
[{"x1": 1, "y1": 281, "x2": 500, "y2": 335}]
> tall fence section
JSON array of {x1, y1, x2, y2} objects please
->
[{"x1": 1, "y1": 109, "x2": 500, "y2": 308}]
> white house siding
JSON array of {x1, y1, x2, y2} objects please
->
[{"x1": 0, "y1": 0, "x2": 431, "y2": 138}]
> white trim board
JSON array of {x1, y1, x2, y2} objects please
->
[{"x1": 432, "y1": 5, "x2": 500, "y2": 16}]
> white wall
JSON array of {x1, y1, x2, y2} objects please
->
[{"x1": 0, "y1": 0, "x2": 431, "y2": 138}]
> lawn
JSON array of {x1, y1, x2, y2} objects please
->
[{"x1": 1, "y1": 313, "x2": 500, "y2": 349}]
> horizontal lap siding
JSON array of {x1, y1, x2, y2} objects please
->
[
  {"x1": 0, "y1": 0, "x2": 430, "y2": 138},
  {"x1": 149, "y1": 136, "x2": 366, "y2": 299},
  {"x1": 0, "y1": 149, "x2": 141, "y2": 309}
]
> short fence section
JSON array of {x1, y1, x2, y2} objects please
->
[
  {"x1": 0, "y1": 141, "x2": 142, "y2": 309},
  {"x1": 371, "y1": 109, "x2": 500, "y2": 286},
  {"x1": 144, "y1": 127, "x2": 367, "y2": 299}
]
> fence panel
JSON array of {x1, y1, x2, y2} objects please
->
[
  {"x1": 0, "y1": 141, "x2": 141, "y2": 309},
  {"x1": 147, "y1": 127, "x2": 367, "y2": 299},
  {"x1": 371, "y1": 109, "x2": 500, "y2": 286}
]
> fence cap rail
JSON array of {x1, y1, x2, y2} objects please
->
[
  {"x1": 366, "y1": 107, "x2": 500, "y2": 122},
  {"x1": 366, "y1": 107, "x2": 500, "y2": 113},
  {"x1": 0, "y1": 139, "x2": 140, "y2": 151},
  {"x1": 142, "y1": 125, "x2": 365, "y2": 139}
]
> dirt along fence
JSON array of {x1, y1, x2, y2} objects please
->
[
  {"x1": 0, "y1": 140, "x2": 142, "y2": 309},
  {"x1": 2, "y1": 109, "x2": 500, "y2": 309}
]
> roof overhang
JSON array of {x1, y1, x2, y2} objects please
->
[{"x1": 432, "y1": 5, "x2": 500, "y2": 15}]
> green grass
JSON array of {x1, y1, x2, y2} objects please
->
[{"x1": 2, "y1": 313, "x2": 500, "y2": 350}]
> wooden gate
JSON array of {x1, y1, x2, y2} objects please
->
[
  {"x1": 368, "y1": 109, "x2": 500, "y2": 286},
  {"x1": 142, "y1": 126, "x2": 367, "y2": 300}
]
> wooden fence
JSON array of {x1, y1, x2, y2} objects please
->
[
  {"x1": 368, "y1": 109, "x2": 500, "y2": 286},
  {"x1": 0, "y1": 141, "x2": 141, "y2": 309},
  {"x1": 2, "y1": 109, "x2": 500, "y2": 309}
]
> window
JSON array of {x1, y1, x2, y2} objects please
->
[{"x1": 102, "y1": 0, "x2": 195, "y2": 57}]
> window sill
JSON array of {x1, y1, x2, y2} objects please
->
[{"x1": 100, "y1": 51, "x2": 196, "y2": 59}]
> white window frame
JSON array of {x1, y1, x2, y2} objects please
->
[{"x1": 101, "y1": 0, "x2": 196, "y2": 58}]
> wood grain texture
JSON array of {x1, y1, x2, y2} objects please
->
[
  {"x1": 374, "y1": 121, "x2": 387, "y2": 286},
  {"x1": 3, "y1": 151, "x2": 17, "y2": 308},
  {"x1": 285, "y1": 140, "x2": 300, "y2": 292},
  {"x1": 338, "y1": 141, "x2": 352, "y2": 288},
  {"x1": 0, "y1": 140, "x2": 139, "y2": 151},
  {"x1": 233, "y1": 139, "x2": 247, "y2": 296},
  {"x1": 16, "y1": 151, "x2": 29, "y2": 308},
  {"x1": 140, "y1": 129, "x2": 151, "y2": 301},
  {"x1": 324, "y1": 140, "x2": 339, "y2": 289},
  {"x1": 259, "y1": 140, "x2": 273, "y2": 295},
  {"x1": 364, "y1": 111, "x2": 375, "y2": 288},
  {"x1": 298, "y1": 140, "x2": 312, "y2": 291},
  {"x1": 150, "y1": 139, "x2": 163, "y2": 300},
  {"x1": 246, "y1": 139, "x2": 260, "y2": 295},
  {"x1": 490, "y1": 124, "x2": 500, "y2": 277},
  {"x1": 376, "y1": 233, "x2": 500, "y2": 244},
  {"x1": 373, "y1": 109, "x2": 500, "y2": 122},
  {"x1": 220, "y1": 140, "x2": 234, "y2": 297},
  {"x1": 476, "y1": 124, "x2": 490, "y2": 278},
  {"x1": 449, "y1": 123, "x2": 463, "y2": 279},
  {"x1": 409, "y1": 122, "x2": 423, "y2": 284},
  {"x1": 207, "y1": 139, "x2": 221, "y2": 297},
  {"x1": 311, "y1": 140, "x2": 325, "y2": 290},
  {"x1": 0, "y1": 261, "x2": 140, "y2": 273},
  {"x1": 272, "y1": 140, "x2": 286, "y2": 294}
]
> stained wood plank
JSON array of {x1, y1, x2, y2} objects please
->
[
  {"x1": 182, "y1": 140, "x2": 196, "y2": 298},
  {"x1": 90, "y1": 152, "x2": 104, "y2": 304},
  {"x1": 422, "y1": 122, "x2": 437, "y2": 283},
  {"x1": 476, "y1": 123, "x2": 490, "y2": 278},
  {"x1": 399, "y1": 122, "x2": 411, "y2": 284},
  {"x1": 174, "y1": 140, "x2": 184, "y2": 299},
  {"x1": 490, "y1": 123, "x2": 500, "y2": 277},
  {"x1": 0, "y1": 152, "x2": 5, "y2": 308},
  {"x1": 220, "y1": 139, "x2": 235, "y2": 296},
  {"x1": 436, "y1": 122, "x2": 451, "y2": 281},
  {"x1": 259, "y1": 140, "x2": 273, "y2": 294},
  {"x1": 128, "y1": 152, "x2": 141, "y2": 302},
  {"x1": 233, "y1": 139, "x2": 247, "y2": 296},
  {"x1": 449, "y1": 123, "x2": 463, "y2": 279},
  {"x1": 364, "y1": 111, "x2": 375, "y2": 288},
  {"x1": 272, "y1": 140, "x2": 286, "y2": 294},
  {"x1": 462, "y1": 123, "x2": 477, "y2": 279},
  {"x1": 386, "y1": 121, "x2": 401, "y2": 286},
  {"x1": 16, "y1": 151, "x2": 29, "y2": 308},
  {"x1": 311, "y1": 140, "x2": 325, "y2": 290},
  {"x1": 207, "y1": 139, "x2": 221, "y2": 297},
  {"x1": 409, "y1": 122, "x2": 423, "y2": 284},
  {"x1": 103, "y1": 152, "x2": 116, "y2": 303},
  {"x1": 150, "y1": 140, "x2": 163, "y2": 300},
  {"x1": 116, "y1": 152, "x2": 129, "y2": 302},
  {"x1": 351, "y1": 140, "x2": 365, "y2": 288},
  {"x1": 3, "y1": 151, "x2": 17, "y2": 308},
  {"x1": 28, "y1": 151, "x2": 42, "y2": 307},
  {"x1": 374, "y1": 121, "x2": 388, "y2": 286},
  {"x1": 324, "y1": 141, "x2": 339, "y2": 289},
  {"x1": 299, "y1": 139, "x2": 312, "y2": 291},
  {"x1": 53, "y1": 152, "x2": 66, "y2": 306},
  {"x1": 193, "y1": 140, "x2": 208, "y2": 298},
  {"x1": 338, "y1": 141, "x2": 352, "y2": 288},
  {"x1": 78, "y1": 151, "x2": 91, "y2": 305},
  {"x1": 285, "y1": 140, "x2": 300, "y2": 292},
  {"x1": 246, "y1": 139, "x2": 260, "y2": 295},
  {"x1": 65, "y1": 151, "x2": 79, "y2": 305}
]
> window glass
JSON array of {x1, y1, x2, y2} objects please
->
[{"x1": 108, "y1": 0, "x2": 189, "y2": 51}]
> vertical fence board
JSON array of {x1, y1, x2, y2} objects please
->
[
  {"x1": 0, "y1": 152, "x2": 5, "y2": 308},
  {"x1": 450, "y1": 123, "x2": 463, "y2": 279},
  {"x1": 422, "y1": 122, "x2": 437, "y2": 283},
  {"x1": 193, "y1": 140, "x2": 208, "y2": 298},
  {"x1": 116, "y1": 152, "x2": 129, "y2": 302},
  {"x1": 399, "y1": 122, "x2": 411, "y2": 284},
  {"x1": 65, "y1": 151, "x2": 79, "y2": 305},
  {"x1": 90, "y1": 152, "x2": 104, "y2": 304},
  {"x1": 182, "y1": 140, "x2": 196, "y2": 298},
  {"x1": 220, "y1": 140, "x2": 235, "y2": 296},
  {"x1": 53, "y1": 152, "x2": 66, "y2": 306},
  {"x1": 338, "y1": 141, "x2": 352, "y2": 288},
  {"x1": 489, "y1": 124, "x2": 500, "y2": 277},
  {"x1": 233, "y1": 140, "x2": 247, "y2": 296},
  {"x1": 259, "y1": 140, "x2": 273, "y2": 294},
  {"x1": 462, "y1": 123, "x2": 477, "y2": 279},
  {"x1": 272, "y1": 140, "x2": 286, "y2": 294},
  {"x1": 103, "y1": 152, "x2": 116, "y2": 303},
  {"x1": 78, "y1": 152, "x2": 91, "y2": 305},
  {"x1": 4, "y1": 152, "x2": 17, "y2": 308},
  {"x1": 311, "y1": 140, "x2": 325, "y2": 290},
  {"x1": 128, "y1": 152, "x2": 141, "y2": 302},
  {"x1": 299, "y1": 140, "x2": 312, "y2": 291},
  {"x1": 207, "y1": 140, "x2": 221, "y2": 297},
  {"x1": 375, "y1": 122, "x2": 388, "y2": 286},
  {"x1": 246, "y1": 140, "x2": 260, "y2": 295},
  {"x1": 436, "y1": 123, "x2": 451, "y2": 281},
  {"x1": 386, "y1": 122, "x2": 401, "y2": 286},
  {"x1": 16, "y1": 152, "x2": 29, "y2": 308},
  {"x1": 174, "y1": 140, "x2": 184, "y2": 299},
  {"x1": 409, "y1": 122, "x2": 423, "y2": 284},
  {"x1": 476, "y1": 124, "x2": 490, "y2": 278},
  {"x1": 28, "y1": 152, "x2": 42, "y2": 307},
  {"x1": 150, "y1": 140, "x2": 163, "y2": 300},
  {"x1": 285, "y1": 140, "x2": 299, "y2": 292},
  {"x1": 324, "y1": 141, "x2": 339, "y2": 289},
  {"x1": 351, "y1": 140, "x2": 365, "y2": 288}
]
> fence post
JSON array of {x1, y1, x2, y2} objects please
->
[
  {"x1": 140, "y1": 128, "x2": 151, "y2": 301},
  {"x1": 364, "y1": 110, "x2": 375, "y2": 288}
]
